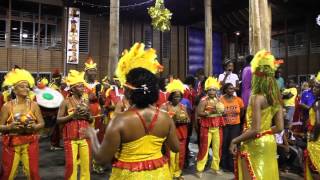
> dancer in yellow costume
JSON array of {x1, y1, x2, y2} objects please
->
[
  {"x1": 229, "y1": 50, "x2": 284, "y2": 180},
  {"x1": 82, "y1": 42, "x2": 179, "y2": 180},
  {"x1": 161, "y1": 79, "x2": 190, "y2": 179},
  {"x1": 305, "y1": 72, "x2": 320, "y2": 180},
  {"x1": 196, "y1": 77, "x2": 225, "y2": 177},
  {"x1": 57, "y1": 70, "x2": 93, "y2": 180},
  {"x1": 0, "y1": 68, "x2": 44, "y2": 180}
]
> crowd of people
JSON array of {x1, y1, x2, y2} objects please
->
[{"x1": 0, "y1": 43, "x2": 319, "y2": 180}]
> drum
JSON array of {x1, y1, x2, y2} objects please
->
[
  {"x1": 173, "y1": 111, "x2": 190, "y2": 124},
  {"x1": 34, "y1": 87, "x2": 64, "y2": 109}
]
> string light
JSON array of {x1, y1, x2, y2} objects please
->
[{"x1": 73, "y1": 0, "x2": 155, "y2": 9}]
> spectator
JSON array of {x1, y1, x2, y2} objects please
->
[
  {"x1": 282, "y1": 79, "x2": 298, "y2": 127},
  {"x1": 218, "y1": 59, "x2": 239, "y2": 96},
  {"x1": 300, "y1": 79, "x2": 316, "y2": 121},
  {"x1": 220, "y1": 83, "x2": 244, "y2": 172},
  {"x1": 241, "y1": 55, "x2": 253, "y2": 108},
  {"x1": 275, "y1": 68, "x2": 285, "y2": 91},
  {"x1": 195, "y1": 68, "x2": 205, "y2": 96}
]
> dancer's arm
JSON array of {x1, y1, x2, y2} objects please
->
[
  {"x1": 229, "y1": 95, "x2": 263, "y2": 155},
  {"x1": 57, "y1": 101, "x2": 74, "y2": 124},
  {"x1": 271, "y1": 107, "x2": 284, "y2": 134},
  {"x1": 85, "y1": 115, "x2": 121, "y2": 165}
]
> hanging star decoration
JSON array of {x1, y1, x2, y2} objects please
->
[{"x1": 148, "y1": 0, "x2": 172, "y2": 32}]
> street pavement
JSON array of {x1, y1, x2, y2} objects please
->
[{"x1": 12, "y1": 137, "x2": 303, "y2": 180}]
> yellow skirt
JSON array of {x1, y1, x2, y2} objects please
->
[
  {"x1": 109, "y1": 164, "x2": 171, "y2": 180},
  {"x1": 236, "y1": 134, "x2": 279, "y2": 180}
]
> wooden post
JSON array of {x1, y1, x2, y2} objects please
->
[
  {"x1": 37, "y1": 3, "x2": 41, "y2": 77},
  {"x1": 108, "y1": 0, "x2": 119, "y2": 77},
  {"x1": 204, "y1": 0, "x2": 213, "y2": 76},
  {"x1": 249, "y1": 0, "x2": 271, "y2": 54}
]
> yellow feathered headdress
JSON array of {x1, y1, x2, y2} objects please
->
[
  {"x1": 84, "y1": 56, "x2": 97, "y2": 71},
  {"x1": 251, "y1": 49, "x2": 283, "y2": 75},
  {"x1": 115, "y1": 42, "x2": 163, "y2": 85},
  {"x1": 205, "y1": 76, "x2": 221, "y2": 91},
  {"x1": 66, "y1": 70, "x2": 86, "y2": 86},
  {"x1": 166, "y1": 79, "x2": 185, "y2": 94},
  {"x1": 3, "y1": 68, "x2": 35, "y2": 87},
  {"x1": 37, "y1": 77, "x2": 49, "y2": 89},
  {"x1": 315, "y1": 72, "x2": 320, "y2": 84},
  {"x1": 102, "y1": 75, "x2": 110, "y2": 83}
]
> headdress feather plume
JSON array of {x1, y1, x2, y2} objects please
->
[{"x1": 115, "y1": 42, "x2": 163, "y2": 85}]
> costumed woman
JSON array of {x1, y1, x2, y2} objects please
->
[
  {"x1": 196, "y1": 77, "x2": 225, "y2": 177},
  {"x1": 304, "y1": 72, "x2": 320, "y2": 180},
  {"x1": 82, "y1": 42, "x2": 179, "y2": 180},
  {"x1": 84, "y1": 56, "x2": 105, "y2": 174},
  {"x1": 0, "y1": 68, "x2": 44, "y2": 180},
  {"x1": 229, "y1": 50, "x2": 284, "y2": 180},
  {"x1": 161, "y1": 79, "x2": 190, "y2": 179},
  {"x1": 57, "y1": 70, "x2": 93, "y2": 180}
]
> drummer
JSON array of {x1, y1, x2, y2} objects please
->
[
  {"x1": 84, "y1": 56, "x2": 104, "y2": 174},
  {"x1": 49, "y1": 69, "x2": 62, "y2": 90},
  {"x1": 57, "y1": 70, "x2": 93, "y2": 180},
  {"x1": 104, "y1": 76, "x2": 124, "y2": 121},
  {"x1": 0, "y1": 68, "x2": 44, "y2": 180},
  {"x1": 161, "y1": 79, "x2": 190, "y2": 179},
  {"x1": 48, "y1": 69, "x2": 64, "y2": 150},
  {"x1": 36, "y1": 77, "x2": 56, "y2": 139}
]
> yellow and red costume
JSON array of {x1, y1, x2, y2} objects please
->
[
  {"x1": 196, "y1": 77, "x2": 225, "y2": 172},
  {"x1": 234, "y1": 50, "x2": 283, "y2": 180},
  {"x1": 305, "y1": 108, "x2": 320, "y2": 179},
  {"x1": 111, "y1": 42, "x2": 166, "y2": 179},
  {"x1": 63, "y1": 70, "x2": 91, "y2": 180},
  {"x1": 84, "y1": 57, "x2": 104, "y2": 143},
  {"x1": 104, "y1": 84, "x2": 124, "y2": 121},
  {"x1": 235, "y1": 104, "x2": 280, "y2": 180},
  {"x1": 110, "y1": 108, "x2": 171, "y2": 179},
  {"x1": 305, "y1": 73, "x2": 320, "y2": 179},
  {"x1": 163, "y1": 79, "x2": 189, "y2": 178},
  {"x1": 1, "y1": 68, "x2": 40, "y2": 180}
]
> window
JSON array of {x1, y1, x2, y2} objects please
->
[
  {"x1": 3, "y1": 9, "x2": 59, "y2": 49},
  {"x1": 22, "y1": 22, "x2": 33, "y2": 47},
  {"x1": 0, "y1": 20, "x2": 5, "y2": 47},
  {"x1": 10, "y1": 20, "x2": 20, "y2": 47},
  {"x1": 79, "y1": 20, "x2": 89, "y2": 53},
  {"x1": 35, "y1": 23, "x2": 46, "y2": 47}
]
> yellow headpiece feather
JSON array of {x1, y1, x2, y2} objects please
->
[
  {"x1": 166, "y1": 79, "x2": 185, "y2": 94},
  {"x1": 3, "y1": 68, "x2": 35, "y2": 87},
  {"x1": 205, "y1": 76, "x2": 221, "y2": 90},
  {"x1": 316, "y1": 72, "x2": 320, "y2": 83},
  {"x1": 37, "y1": 77, "x2": 49, "y2": 89},
  {"x1": 39, "y1": 77, "x2": 48, "y2": 86},
  {"x1": 251, "y1": 49, "x2": 283, "y2": 73},
  {"x1": 66, "y1": 70, "x2": 86, "y2": 86},
  {"x1": 84, "y1": 56, "x2": 97, "y2": 71},
  {"x1": 115, "y1": 42, "x2": 163, "y2": 85}
]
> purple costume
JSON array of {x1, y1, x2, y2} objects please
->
[{"x1": 241, "y1": 66, "x2": 252, "y2": 108}]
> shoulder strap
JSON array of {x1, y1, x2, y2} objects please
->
[
  {"x1": 133, "y1": 109, "x2": 149, "y2": 134},
  {"x1": 148, "y1": 108, "x2": 160, "y2": 132},
  {"x1": 133, "y1": 108, "x2": 160, "y2": 134}
]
